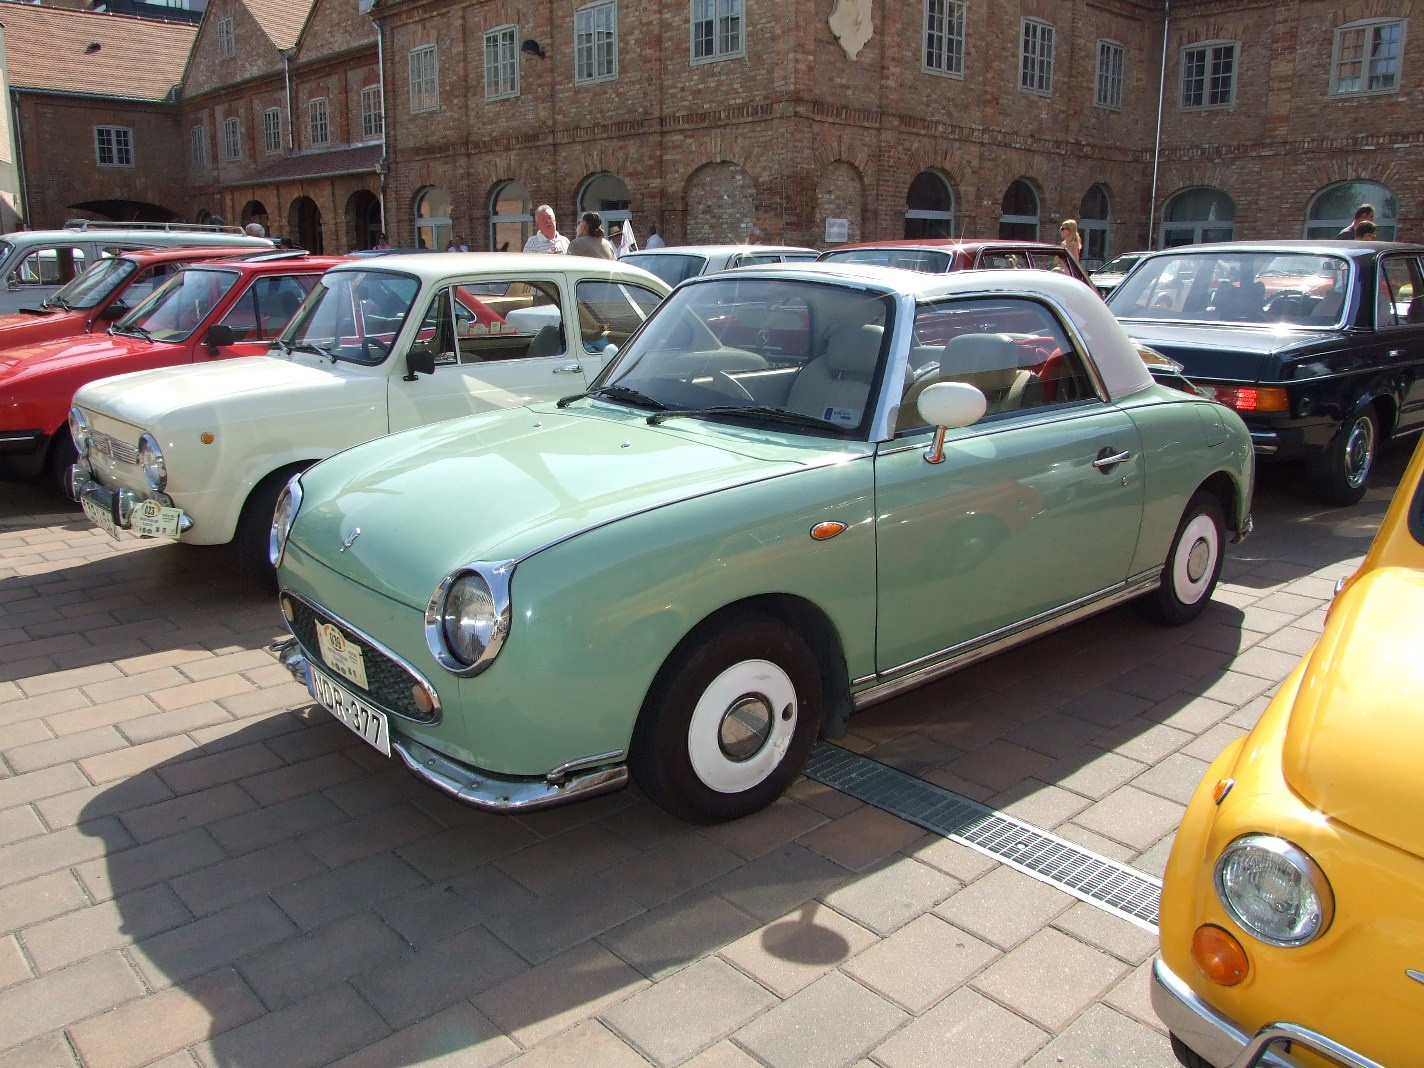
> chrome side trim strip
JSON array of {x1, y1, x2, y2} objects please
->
[
  {"x1": 854, "y1": 572, "x2": 1160, "y2": 710},
  {"x1": 393, "y1": 736, "x2": 628, "y2": 812}
]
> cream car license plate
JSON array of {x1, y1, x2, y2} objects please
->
[
  {"x1": 311, "y1": 668, "x2": 391, "y2": 757},
  {"x1": 133, "y1": 500, "x2": 184, "y2": 538},
  {"x1": 81, "y1": 496, "x2": 119, "y2": 540}
]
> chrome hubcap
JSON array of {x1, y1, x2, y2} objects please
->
[{"x1": 719, "y1": 695, "x2": 775, "y2": 761}]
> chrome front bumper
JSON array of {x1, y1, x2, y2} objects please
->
[
  {"x1": 274, "y1": 637, "x2": 628, "y2": 813},
  {"x1": 67, "y1": 465, "x2": 193, "y2": 536},
  {"x1": 1150, "y1": 958, "x2": 1386, "y2": 1068}
]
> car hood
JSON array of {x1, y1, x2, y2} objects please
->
[
  {"x1": 289, "y1": 404, "x2": 838, "y2": 608},
  {"x1": 0, "y1": 332, "x2": 147, "y2": 384},
  {"x1": 1281, "y1": 566, "x2": 1424, "y2": 858},
  {"x1": 73, "y1": 351, "x2": 340, "y2": 424},
  {"x1": 1114, "y1": 320, "x2": 1340, "y2": 382}
]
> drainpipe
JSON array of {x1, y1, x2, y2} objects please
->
[
  {"x1": 283, "y1": 49, "x2": 295, "y2": 151},
  {"x1": 11, "y1": 92, "x2": 30, "y2": 226},
  {"x1": 1148, "y1": 0, "x2": 1170, "y2": 249},
  {"x1": 374, "y1": 17, "x2": 387, "y2": 237}
]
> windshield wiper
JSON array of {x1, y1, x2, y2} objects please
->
[
  {"x1": 558, "y1": 384, "x2": 667, "y2": 410},
  {"x1": 292, "y1": 341, "x2": 339, "y2": 363},
  {"x1": 647, "y1": 405, "x2": 842, "y2": 431},
  {"x1": 49, "y1": 296, "x2": 73, "y2": 312},
  {"x1": 271, "y1": 337, "x2": 292, "y2": 356},
  {"x1": 110, "y1": 323, "x2": 153, "y2": 341}
]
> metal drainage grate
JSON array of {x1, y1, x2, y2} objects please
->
[{"x1": 803, "y1": 742, "x2": 1162, "y2": 931}]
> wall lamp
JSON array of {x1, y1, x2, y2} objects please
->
[{"x1": 521, "y1": 39, "x2": 547, "y2": 59}]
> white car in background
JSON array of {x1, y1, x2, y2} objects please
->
[
  {"x1": 621, "y1": 244, "x2": 819, "y2": 287},
  {"x1": 68, "y1": 253, "x2": 669, "y2": 583}
]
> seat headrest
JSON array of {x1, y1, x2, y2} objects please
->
[
  {"x1": 823, "y1": 323, "x2": 884, "y2": 375},
  {"x1": 942, "y1": 333, "x2": 1018, "y2": 373}
]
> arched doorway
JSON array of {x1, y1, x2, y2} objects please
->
[
  {"x1": 1078, "y1": 184, "x2": 1110, "y2": 269},
  {"x1": 1307, "y1": 180, "x2": 1397, "y2": 239},
  {"x1": 1160, "y1": 188, "x2": 1234, "y2": 247},
  {"x1": 998, "y1": 179, "x2": 1040, "y2": 240},
  {"x1": 490, "y1": 181, "x2": 531, "y2": 252},
  {"x1": 345, "y1": 190, "x2": 382, "y2": 252},
  {"x1": 577, "y1": 172, "x2": 633, "y2": 245},
  {"x1": 287, "y1": 196, "x2": 324, "y2": 252},
  {"x1": 414, "y1": 187, "x2": 451, "y2": 251},
  {"x1": 71, "y1": 199, "x2": 179, "y2": 223},
  {"x1": 240, "y1": 200, "x2": 269, "y2": 235},
  {"x1": 686, "y1": 162, "x2": 755, "y2": 244},
  {"x1": 905, "y1": 170, "x2": 954, "y2": 239}
]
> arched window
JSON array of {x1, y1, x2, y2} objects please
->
[
  {"x1": 415, "y1": 187, "x2": 452, "y2": 251},
  {"x1": 999, "y1": 179, "x2": 1039, "y2": 240},
  {"x1": 578, "y1": 172, "x2": 633, "y2": 244},
  {"x1": 1161, "y1": 188, "x2": 1234, "y2": 247},
  {"x1": 1077, "y1": 184, "x2": 1110, "y2": 269},
  {"x1": 1307, "y1": 180, "x2": 1397, "y2": 239},
  {"x1": 904, "y1": 170, "x2": 954, "y2": 239},
  {"x1": 490, "y1": 181, "x2": 531, "y2": 252}
]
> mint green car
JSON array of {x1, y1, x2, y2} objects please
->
[{"x1": 273, "y1": 264, "x2": 1254, "y2": 823}]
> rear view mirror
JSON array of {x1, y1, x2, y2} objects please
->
[
  {"x1": 98, "y1": 302, "x2": 127, "y2": 321},
  {"x1": 404, "y1": 346, "x2": 437, "y2": 381}
]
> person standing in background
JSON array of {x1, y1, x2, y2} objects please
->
[
  {"x1": 1059, "y1": 219, "x2": 1082, "y2": 260},
  {"x1": 1338, "y1": 204, "x2": 1375, "y2": 239},
  {"x1": 567, "y1": 212, "x2": 617, "y2": 259},
  {"x1": 524, "y1": 206, "x2": 570, "y2": 254},
  {"x1": 645, "y1": 224, "x2": 665, "y2": 249}
]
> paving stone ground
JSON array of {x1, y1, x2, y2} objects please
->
[{"x1": 0, "y1": 444, "x2": 1407, "y2": 1068}]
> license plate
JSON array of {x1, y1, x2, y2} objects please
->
[
  {"x1": 81, "y1": 495, "x2": 119, "y2": 540},
  {"x1": 311, "y1": 667, "x2": 391, "y2": 756},
  {"x1": 316, "y1": 621, "x2": 368, "y2": 689},
  {"x1": 133, "y1": 500, "x2": 184, "y2": 539}
]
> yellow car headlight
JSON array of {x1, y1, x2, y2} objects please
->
[{"x1": 1214, "y1": 834, "x2": 1333, "y2": 947}]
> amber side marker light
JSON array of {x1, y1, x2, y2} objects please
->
[
  {"x1": 1193, "y1": 924, "x2": 1249, "y2": 986},
  {"x1": 1212, "y1": 778, "x2": 1235, "y2": 805},
  {"x1": 809, "y1": 522, "x2": 846, "y2": 541},
  {"x1": 200, "y1": 432, "x2": 215, "y2": 445}
]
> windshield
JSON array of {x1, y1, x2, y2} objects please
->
[
  {"x1": 587, "y1": 276, "x2": 894, "y2": 438},
  {"x1": 620, "y1": 253, "x2": 710, "y2": 287},
  {"x1": 52, "y1": 256, "x2": 136, "y2": 310},
  {"x1": 1108, "y1": 251, "x2": 1352, "y2": 327},
  {"x1": 282, "y1": 269, "x2": 420, "y2": 365},
  {"x1": 1095, "y1": 253, "x2": 1143, "y2": 275},
  {"x1": 113, "y1": 266, "x2": 241, "y2": 342},
  {"x1": 818, "y1": 247, "x2": 955, "y2": 273}
]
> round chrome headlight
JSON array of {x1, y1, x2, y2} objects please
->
[
  {"x1": 68, "y1": 407, "x2": 91, "y2": 458},
  {"x1": 268, "y1": 475, "x2": 303, "y2": 569},
  {"x1": 137, "y1": 433, "x2": 166, "y2": 492},
  {"x1": 1214, "y1": 834, "x2": 1333, "y2": 947},
  {"x1": 425, "y1": 565, "x2": 511, "y2": 675}
]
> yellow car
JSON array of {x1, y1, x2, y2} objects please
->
[{"x1": 1153, "y1": 440, "x2": 1424, "y2": 1068}]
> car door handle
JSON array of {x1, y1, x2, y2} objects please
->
[
  {"x1": 1092, "y1": 448, "x2": 1133, "y2": 470},
  {"x1": 553, "y1": 363, "x2": 584, "y2": 374}
]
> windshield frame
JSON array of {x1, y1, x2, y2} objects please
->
[
  {"x1": 111, "y1": 264, "x2": 243, "y2": 343},
  {"x1": 51, "y1": 255, "x2": 137, "y2": 311},
  {"x1": 279, "y1": 267, "x2": 422, "y2": 367}
]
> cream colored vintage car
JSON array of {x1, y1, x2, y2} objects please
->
[{"x1": 67, "y1": 253, "x2": 669, "y2": 582}]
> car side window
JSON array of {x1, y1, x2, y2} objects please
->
[
  {"x1": 218, "y1": 275, "x2": 315, "y2": 341},
  {"x1": 575, "y1": 280, "x2": 663, "y2": 353},
  {"x1": 14, "y1": 246, "x2": 87, "y2": 286},
  {"x1": 420, "y1": 280, "x2": 565, "y2": 365},
  {"x1": 977, "y1": 251, "x2": 1031, "y2": 270},
  {"x1": 1379, "y1": 255, "x2": 1424, "y2": 327},
  {"x1": 898, "y1": 297, "x2": 1094, "y2": 433}
]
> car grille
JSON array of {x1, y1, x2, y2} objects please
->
[
  {"x1": 92, "y1": 431, "x2": 139, "y2": 464},
  {"x1": 287, "y1": 596, "x2": 439, "y2": 724}
]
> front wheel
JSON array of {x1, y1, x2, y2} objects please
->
[
  {"x1": 1308, "y1": 407, "x2": 1378, "y2": 506},
  {"x1": 630, "y1": 611, "x2": 823, "y2": 823},
  {"x1": 1137, "y1": 491, "x2": 1225, "y2": 625},
  {"x1": 235, "y1": 467, "x2": 307, "y2": 588}
]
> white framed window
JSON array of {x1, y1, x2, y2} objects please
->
[
  {"x1": 1020, "y1": 18, "x2": 1054, "y2": 95},
  {"x1": 308, "y1": 98, "x2": 330, "y2": 146},
  {"x1": 216, "y1": 16, "x2": 235, "y2": 58},
  {"x1": 1332, "y1": 19, "x2": 1403, "y2": 96},
  {"x1": 484, "y1": 25, "x2": 519, "y2": 99},
  {"x1": 95, "y1": 126, "x2": 134, "y2": 168},
  {"x1": 1181, "y1": 41, "x2": 1236, "y2": 108},
  {"x1": 923, "y1": 0, "x2": 965, "y2": 77},
  {"x1": 1096, "y1": 39, "x2": 1124, "y2": 109},
  {"x1": 361, "y1": 85, "x2": 384, "y2": 138},
  {"x1": 263, "y1": 108, "x2": 282, "y2": 153},
  {"x1": 575, "y1": 1, "x2": 618, "y2": 84},
  {"x1": 222, "y1": 116, "x2": 241, "y2": 160},
  {"x1": 190, "y1": 126, "x2": 209, "y2": 167},
  {"x1": 409, "y1": 44, "x2": 440, "y2": 112},
  {"x1": 691, "y1": 0, "x2": 743, "y2": 63}
]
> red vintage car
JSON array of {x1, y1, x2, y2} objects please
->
[
  {"x1": 0, "y1": 246, "x2": 253, "y2": 353},
  {"x1": 0, "y1": 252, "x2": 345, "y2": 485},
  {"x1": 817, "y1": 238, "x2": 1096, "y2": 287}
]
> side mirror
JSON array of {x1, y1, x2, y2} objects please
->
[
  {"x1": 602, "y1": 343, "x2": 619, "y2": 360},
  {"x1": 98, "y1": 302, "x2": 127, "y2": 321},
  {"x1": 6, "y1": 275, "x2": 17, "y2": 292},
  {"x1": 204, "y1": 323, "x2": 236, "y2": 353},
  {"x1": 917, "y1": 381, "x2": 988, "y2": 465},
  {"x1": 404, "y1": 346, "x2": 437, "y2": 381}
]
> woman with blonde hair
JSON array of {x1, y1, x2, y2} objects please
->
[{"x1": 1059, "y1": 219, "x2": 1082, "y2": 260}]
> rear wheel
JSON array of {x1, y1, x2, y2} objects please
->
[
  {"x1": 1168, "y1": 1034, "x2": 1212, "y2": 1068},
  {"x1": 630, "y1": 611, "x2": 823, "y2": 823},
  {"x1": 235, "y1": 467, "x2": 305, "y2": 588},
  {"x1": 1309, "y1": 406, "x2": 1378, "y2": 506},
  {"x1": 1137, "y1": 491, "x2": 1225, "y2": 625},
  {"x1": 45, "y1": 427, "x2": 76, "y2": 494}
]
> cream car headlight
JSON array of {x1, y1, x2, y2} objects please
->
[
  {"x1": 68, "y1": 407, "x2": 92, "y2": 459},
  {"x1": 1214, "y1": 834, "x2": 1334, "y2": 947},
  {"x1": 137, "y1": 433, "x2": 166, "y2": 492},
  {"x1": 425, "y1": 564, "x2": 512, "y2": 675},
  {"x1": 268, "y1": 475, "x2": 303, "y2": 569}
]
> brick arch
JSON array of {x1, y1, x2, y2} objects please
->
[
  {"x1": 816, "y1": 161, "x2": 866, "y2": 245},
  {"x1": 685, "y1": 161, "x2": 757, "y2": 244}
]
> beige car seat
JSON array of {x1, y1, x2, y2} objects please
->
[
  {"x1": 785, "y1": 323, "x2": 884, "y2": 424},
  {"x1": 902, "y1": 333, "x2": 1041, "y2": 425}
]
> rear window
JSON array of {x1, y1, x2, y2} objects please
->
[{"x1": 819, "y1": 248, "x2": 955, "y2": 273}]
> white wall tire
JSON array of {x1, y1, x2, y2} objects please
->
[{"x1": 1137, "y1": 491, "x2": 1225, "y2": 625}]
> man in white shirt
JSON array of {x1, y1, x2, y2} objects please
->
[
  {"x1": 645, "y1": 224, "x2": 665, "y2": 249},
  {"x1": 523, "y1": 206, "x2": 569, "y2": 254}
]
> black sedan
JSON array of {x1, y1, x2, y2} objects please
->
[{"x1": 1107, "y1": 240, "x2": 1424, "y2": 504}]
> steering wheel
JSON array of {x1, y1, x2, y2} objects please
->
[
  {"x1": 1265, "y1": 292, "x2": 1306, "y2": 319},
  {"x1": 709, "y1": 370, "x2": 754, "y2": 401}
]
